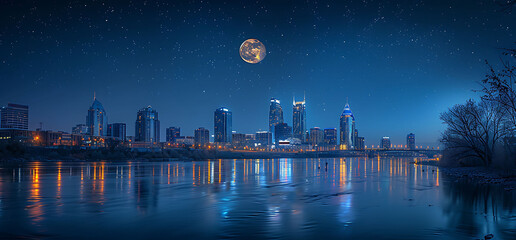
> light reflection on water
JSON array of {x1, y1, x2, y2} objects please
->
[{"x1": 0, "y1": 158, "x2": 514, "y2": 239}]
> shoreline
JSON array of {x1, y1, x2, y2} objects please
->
[{"x1": 439, "y1": 166, "x2": 516, "y2": 191}]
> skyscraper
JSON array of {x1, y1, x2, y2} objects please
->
[
  {"x1": 339, "y1": 103, "x2": 355, "y2": 150},
  {"x1": 274, "y1": 123, "x2": 292, "y2": 145},
  {"x1": 86, "y1": 97, "x2": 108, "y2": 136},
  {"x1": 135, "y1": 106, "x2": 160, "y2": 144},
  {"x1": 108, "y1": 123, "x2": 126, "y2": 141},
  {"x1": 309, "y1": 127, "x2": 324, "y2": 146},
  {"x1": 381, "y1": 137, "x2": 391, "y2": 149},
  {"x1": 194, "y1": 127, "x2": 210, "y2": 147},
  {"x1": 0, "y1": 103, "x2": 28, "y2": 129},
  {"x1": 355, "y1": 137, "x2": 365, "y2": 150},
  {"x1": 292, "y1": 97, "x2": 306, "y2": 142},
  {"x1": 407, "y1": 133, "x2": 416, "y2": 150},
  {"x1": 324, "y1": 128, "x2": 337, "y2": 146},
  {"x1": 166, "y1": 127, "x2": 181, "y2": 142},
  {"x1": 214, "y1": 107, "x2": 232, "y2": 143},
  {"x1": 269, "y1": 98, "x2": 284, "y2": 143}
]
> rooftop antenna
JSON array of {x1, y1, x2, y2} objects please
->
[
  {"x1": 303, "y1": 91, "x2": 306, "y2": 102},
  {"x1": 94, "y1": 91, "x2": 96, "y2": 100}
]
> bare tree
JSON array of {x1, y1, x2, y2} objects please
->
[{"x1": 441, "y1": 100, "x2": 509, "y2": 166}]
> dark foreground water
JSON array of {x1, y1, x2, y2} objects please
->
[{"x1": 0, "y1": 158, "x2": 515, "y2": 239}]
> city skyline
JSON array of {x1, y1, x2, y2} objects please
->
[{"x1": 1, "y1": 1, "x2": 514, "y2": 147}]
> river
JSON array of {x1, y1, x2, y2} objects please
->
[{"x1": 0, "y1": 158, "x2": 514, "y2": 239}]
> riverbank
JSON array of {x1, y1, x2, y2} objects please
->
[{"x1": 440, "y1": 167, "x2": 516, "y2": 191}]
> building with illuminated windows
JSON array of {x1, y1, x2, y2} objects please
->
[
  {"x1": 339, "y1": 103, "x2": 355, "y2": 150},
  {"x1": 407, "y1": 133, "x2": 416, "y2": 150},
  {"x1": 292, "y1": 97, "x2": 306, "y2": 142},
  {"x1": 166, "y1": 127, "x2": 181, "y2": 142},
  {"x1": 108, "y1": 123, "x2": 126, "y2": 141},
  {"x1": 309, "y1": 127, "x2": 324, "y2": 147},
  {"x1": 255, "y1": 131, "x2": 272, "y2": 146},
  {"x1": 274, "y1": 123, "x2": 292, "y2": 145},
  {"x1": 86, "y1": 97, "x2": 108, "y2": 136},
  {"x1": 214, "y1": 107, "x2": 232, "y2": 143},
  {"x1": 269, "y1": 98, "x2": 284, "y2": 143},
  {"x1": 194, "y1": 127, "x2": 210, "y2": 147},
  {"x1": 381, "y1": 137, "x2": 391, "y2": 149},
  {"x1": 135, "y1": 106, "x2": 160, "y2": 144},
  {"x1": 0, "y1": 103, "x2": 29, "y2": 130},
  {"x1": 324, "y1": 128, "x2": 337, "y2": 146},
  {"x1": 72, "y1": 124, "x2": 89, "y2": 135}
]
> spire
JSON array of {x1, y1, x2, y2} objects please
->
[
  {"x1": 94, "y1": 91, "x2": 96, "y2": 101},
  {"x1": 303, "y1": 91, "x2": 306, "y2": 102}
]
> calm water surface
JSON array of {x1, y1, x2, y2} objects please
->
[{"x1": 0, "y1": 158, "x2": 515, "y2": 239}]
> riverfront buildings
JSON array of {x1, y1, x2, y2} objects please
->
[
  {"x1": 86, "y1": 98, "x2": 108, "y2": 136},
  {"x1": 407, "y1": 133, "x2": 416, "y2": 150},
  {"x1": 214, "y1": 107, "x2": 232, "y2": 143},
  {"x1": 0, "y1": 103, "x2": 29, "y2": 130},
  {"x1": 292, "y1": 97, "x2": 306, "y2": 142},
  {"x1": 108, "y1": 123, "x2": 126, "y2": 141},
  {"x1": 269, "y1": 98, "x2": 284, "y2": 143},
  {"x1": 166, "y1": 127, "x2": 181, "y2": 143},
  {"x1": 309, "y1": 127, "x2": 324, "y2": 147},
  {"x1": 274, "y1": 123, "x2": 292, "y2": 145},
  {"x1": 324, "y1": 128, "x2": 337, "y2": 146},
  {"x1": 194, "y1": 127, "x2": 210, "y2": 147},
  {"x1": 72, "y1": 124, "x2": 89, "y2": 135},
  {"x1": 135, "y1": 106, "x2": 160, "y2": 144},
  {"x1": 381, "y1": 137, "x2": 391, "y2": 149},
  {"x1": 339, "y1": 103, "x2": 355, "y2": 150}
]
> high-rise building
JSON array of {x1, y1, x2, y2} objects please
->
[
  {"x1": 166, "y1": 127, "x2": 181, "y2": 142},
  {"x1": 255, "y1": 131, "x2": 272, "y2": 146},
  {"x1": 339, "y1": 103, "x2": 355, "y2": 150},
  {"x1": 135, "y1": 106, "x2": 160, "y2": 144},
  {"x1": 309, "y1": 127, "x2": 324, "y2": 146},
  {"x1": 274, "y1": 123, "x2": 292, "y2": 144},
  {"x1": 269, "y1": 98, "x2": 284, "y2": 143},
  {"x1": 381, "y1": 137, "x2": 391, "y2": 149},
  {"x1": 324, "y1": 128, "x2": 337, "y2": 146},
  {"x1": 72, "y1": 124, "x2": 89, "y2": 135},
  {"x1": 292, "y1": 97, "x2": 306, "y2": 142},
  {"x1": 108, "y1": 123, "x2": 126, "y2": 141},
  {"x1": 86, "y1": 97, "x2": 108, "y2": 136},
  {"x1": 194, "y1": 127, "x2": 210, "y2": 147},
  {"x1": 214, "y1": 107, "x2": 232, "y2": 143},
  {"x1": 355, "y1": 137, "x2": 365, "y2": 150},
  {"x1": 0, "y1": 103, "x2": 29, "y2": 130},
  {"x1": 407, "y1": 133, "x2": 416, "y2": 150}
]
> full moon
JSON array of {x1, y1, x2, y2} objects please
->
[{"x1": 239, "y1": 39, "x2": 266, "y2": 64}]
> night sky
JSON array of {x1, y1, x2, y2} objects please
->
[{"x1": 1, "y1": 0, "x2": 515, "y2": 147}]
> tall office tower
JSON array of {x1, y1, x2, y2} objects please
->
[
  {"x1": 339, "y1": 103, "x2": 355, "y2": 150},
  {"x1": 324, "y1": 128, "x2": 337, "y2": 146},
  {"x1": 86, "y1": 97, "x2": 108, "y2": 136},
  {"x1": 108, "y1": 123, "x2": 127, "y2": 141},
  {"x1": 309, "y1": 127, "x2": 324, "y2": 146},
  {"x1": 0, "y1": 103, "x2": 29, "y2": 129},
  {"x1": 72, "y1": 124, "x2": 89, "y2": 135},
  {"x1": 255, "y1": 131, "x2": 272, "y2": 146},
  {"x1": 214, "y1": 107, "x2": 232, "y2": 143},
  {"x1": 135, "y1": 106, "x2": 160, "y2": 144},
  {"x1": 381, "y1": 137, "x2": 391, "y2": 149},
  {"x1": 292, "y1": 96, "x2": 306, "y2": 142},
  {"x1": 269, "y1": 98, "x2": 284, "y2": 142},
  {"x1": 166, "y1": 127, "x2": 181, "y2": 142},
  {"x1": 407, "y1": 133, "x2": 416, "y2": 150},
  {"x1": 274, "y1": 123, "x2": 292, "y2": 144},
  {"x1": 194, "y1": 127, "x2": 210, "y2": 147},
  {"x1": 355, "y1": 137, "x2": 365, "y2": 150}
]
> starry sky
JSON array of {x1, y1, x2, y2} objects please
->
[{"x1": 1, "y1": 0, "x2": 515, "y2": 147}]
